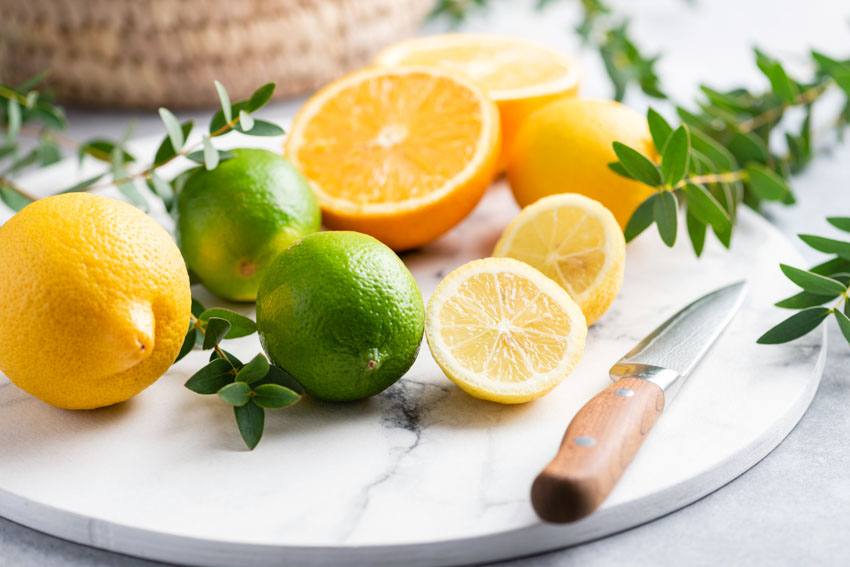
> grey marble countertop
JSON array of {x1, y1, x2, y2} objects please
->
[{"x1": 2, "y1": 0, "x2": 849, "y2": 565}]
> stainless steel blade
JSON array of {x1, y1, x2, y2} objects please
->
[{"x1": 609, "y1": 281, "x2": 748, "y2": 402}]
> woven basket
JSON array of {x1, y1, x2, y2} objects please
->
[{"x1": 0, "y1": 0, "x2": 433, "y2": 109}]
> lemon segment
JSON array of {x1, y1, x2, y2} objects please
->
[
  {"x1": 425, "y1": 257, "x2": 587, "y2": 404},
  {"x1": 493, "y1": 193, "x2": 625, "y2": 326}
]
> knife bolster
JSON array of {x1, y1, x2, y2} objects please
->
[{"x1": 609, "y1": 363, "x2": 683, "y2": 402}]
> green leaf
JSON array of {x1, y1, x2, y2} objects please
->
[
  {"x1": 780, "y1": 264, "x2": 847, "y2": 295},
  {"x1": 235, "y1": 354, "x2": 270, "y2": 384},
  {"x1": 647, "y1": 107, "x2": 673, "y2": 151},
  {"x1": 59, "y1": 172, "x2": 107, "y2": 193},
  {"x1": 728, "y1": 132, "x2": 767, "y2": 165},
  {"x1": 218, "y1": 381, "x2": 251, "y2": 407},
  {"x1": 826, "y1": 217, "x2": 850, "y2": 233},
  {"x1": 154, "y1": 120, "x2": 193, "y2": 165},
  {"x1": 158, "y1": 107, "x2": 185, "y2": 152},
  {"x1": 6, "y1": 148, "x2": 38, "y2": 173},
  {"x1": 146, "y1": 171, "x2": 174, "y2": 210},
  {"x1": 213, "y1": 80, "x2": 232, "y2": 123},
  {"x1": 184, "y1": 358, "x2": 235, "y2": 394},
  {"x1": 746, "y1": 164, "x2": 791, "y2": 202},
  {"x1": 690, "y1": 128, "x2": 736, "y2": 171},
  {"x1": 239, "y1": 119, "x2": 285, "y2": 137},
  {"x1": 624, "y1": 193, "x2": 657, "y2": 242},
  {"x1": 612, "y1": 142, "x2": 662, "y2": 187},
  {"x1": 260, "y1": 365, "x2": 306, "y2": 394},
  {"x1": 683, "y1": 183, "x2": 730, "y2": 232},
  {"x1": 238, "y1": 110, "x2": 254, "y2": 132},
  {"x1": 209, "y1": 101, "x2": 245, "y2": 134},
  {"x1": 6, "y1": 98, "x2": 21, "y2": 141},
  {"x1": 686, "y1": 210, "x2": 706, "y2": 257},
  {"x1": 198, "y1": 308, "x2": 257, "y2": 338},
  {"x1": 757, "y1": 307, "x2": 830, "y2": 344},
  {"x1": 798, "y1": 234, "x2": 850, "y2": 260},
  {"x1": 809, "y1": 256, "x2": 850, "y2": 276},
  {"x1": 246, "y1": 83, "x2": 276, "y2": 112},
  {"x1": 185, "y1": 149, "x2": 234, "y2": 165},
  {"x1": 174, "y1": 322, "x2": 197, "y2": 363},
  {"x1": 607, "y1": 161, "x2": 633, "y2": 179},
  {"x1": 210, "y1": 349, "x2": 242, "y2": 368},
  {"x1": 812, "y1": 51, "x2": 850, "y2": 94},
  {"x1": 201, "y1": 135, "x2": 219, "y2": 171},
  {"x1": 252, "y1": 384, "x2": 301, "y2": 409},
  {"x1": 759, "y1": 58, "x2": 798, "y2": 103},
  {"x1": 834, "y1": 309, "x2": 850, "y2": 345},
  {"x1": 234, "y1": 401, "x2": 264, "y2": 450},
  {"x1": 38, "y1": 140, "x2": 62, "y2": 166},
  {"x1": 0, "y1": 184, "x2": 33, "y2": 212},
  {"x1": 654, "y1": 190, "x2": 678, "y2": 247},
  {"x1": 660, "y1": 125, "x2": 690, "y2": 186},
  {"x1": 775, "y1": 291, "x2": 838, "y2": 309},
  {"x1": 191, "y1": 298, "x2": 207, "y2": 318},
  {"x1": 202, "y1": 317, "x2": 232, "y2": 350},
  {"x1": 78, "y1": 139, "x2": 134, "y2": 163}
]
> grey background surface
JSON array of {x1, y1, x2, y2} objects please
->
[{"x1": 1, "y1": 0, "x2": 849, "y2": 565}]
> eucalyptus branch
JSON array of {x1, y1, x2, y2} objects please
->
[{"x1": 738, "y1": 81, "x2": 831, "y2": 133}]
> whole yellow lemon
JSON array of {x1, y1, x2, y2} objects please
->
[
  {"x1": 506, "y1": 98, "x2": 657, "y2": 229},
  {"x1": 0, "y1": 193, "x2": 191, "y2": 409}
]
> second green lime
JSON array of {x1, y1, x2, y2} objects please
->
[
  {"x1": 175, "y1": 148, "x2": 320, "y2": 302},
  {"x1": 256, "y1": 231, "x2": 425, "y2": 402}
]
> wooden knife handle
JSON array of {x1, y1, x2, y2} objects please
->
[{"x1": 531, "y1": 377, "x2": 665, "y2": 523}]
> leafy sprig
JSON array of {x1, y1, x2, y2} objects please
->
[
  {"x1": 180, "y1": 299, "x2": 304, "y2": 450},
  {"x1": 758, "y1": 219, "x2": 850, "y2": 347},
  {"x1": 609, "y1": 48, "x2": 850, "y2": 256},
  {"x1": 0, "y1": 81, "x2": 284, "y2": 213}
]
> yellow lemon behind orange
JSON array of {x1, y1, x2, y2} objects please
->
[
  {"x1": 285, "y1": 66, "x2": 500, "y2": 251},
  {"x1": 507, "y1": 98, "x2": 656, "y2": 229},
  {"x1": 0, "y1": 193, "x2": 191, "y2": 409},
  {"x1": 375, "y1": 33, "x2": 581, "y2": 165}
]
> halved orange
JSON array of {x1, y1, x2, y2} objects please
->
[
  {"x1": 375, "y1": 34, "x2": 581, "y2": 164},
  {"x1": 284, "y1": 66, "x2": 501, "y2": 251}
]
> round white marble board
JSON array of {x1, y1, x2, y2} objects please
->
[{"x1": 0, "y1": 134, "x2": 826, "y2": 567}]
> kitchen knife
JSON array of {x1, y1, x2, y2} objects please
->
[{"x1": 531, "y1": 281, "x2": 748, "y2": 523}]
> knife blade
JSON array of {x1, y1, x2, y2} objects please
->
[{"x1": 531, "y1": 281, "x2": 748, "y2": 524}]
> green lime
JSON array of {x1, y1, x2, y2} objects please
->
[
  {"x1": 256, "y1": 231, "x2": 424, "y2": 402},
  {"x1": 175, "y1": 148, "x2": 320, "y2": 302}
]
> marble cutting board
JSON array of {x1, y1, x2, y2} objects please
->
[{"x1": 0, "y1": 137, "x2": 826, "y2": 567}]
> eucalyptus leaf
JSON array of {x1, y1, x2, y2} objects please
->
[
  {"x1": 683, "y1": 183, "x2": 730, "y2": 231},
  {"x1": 6, "y1": 98, "x2": 21, "y2": 141},
  {"x1": 624, "y1": 193, "x2": 657, "y2": 242},
  {"x1": 252, "y1": 384, "x2": 300, "y2": 409},
  {"x1": 654, "y1": 190, "x2": 678, "y2": 247},
  {"x1": 779, "y1": 264, "x2": 847, "y2": 296},
  {"x1": 174, "y1": 322, "x2": 197, "y2": 363},
  {"x1": 798, "y1": 234, "x2": 850, "y2": 260},
  {"x1": 686, "y1": 210, "x2": 706, "y2": 257},
  {"x1": 0, "y1": 184, "x2": 33, "y2": 212},
  {"x1": 38, "y1": 140, "x2": 62, "y2": 166},
  {"x1": 239, "y1": 119, "x2": 285, "y2": 137},
  {"x1": 728, "y1": 132, "x2": 767, "y2": 165},
  {"x1": 59, "y1": 172, "x2": 107, "y2": 193},
  {"x1": 607, "y1": 161, "x2": 633, "y2": 179},
  {"x1": 238, "y1": 110, "x2": 254, "y2": 132},
  {"x1": 214, "y1": 80, "x2": 232, "y2": 123},
  {"x1": 154, "y1": 121, "x2": 193, "y2": 165},
  {"x1": 235, "y1": 354, "x2": 270, "y2": 384},
  {"x1": 79, "y1": 140, "x2": 134, "y2": 164},
  {"x1": 660, "y1": 125, "x2": 690, "y2": 186},
  {"x1": 184, "y1": 358, "x2": 235, "y2": 394},
  {"x1": 185, "y1": 149, "x2": 234, "y2": 165},
  {"x1": 202, "y1": 135, "x2": 219, "y2": 171},
  {"x1": 827, "y1": 217, "x2": 850, "y2": 233},
  {"x1": 158, "y1": 107, "x2": 185, "y2": 152},
  {"x1": 612, "y1": 142, "x2": 662, "y2": 187},
  {"x1": 775, "y1": 291, "x2": 838, "y2": 309},
  {"x1": 746, "y1": 164, "x2": 791, "y2": 202},
  {"x1": 690, "y1": 128, "x2": 736, "y2": 171},
  {"x1": 218, "y1": 381, "x2": 251, "y2": 407},
  {"x1": 647, "y1": 107, "x2": 673, "y2": 150},
  {"x1": 234, "y1": 401, "x2": 265, "y2": 450},
  {"x1": 146, "y1": 171, "x2": 174, "y2": 210},
  {"x1": 202, "y1": 317, "x2": 232, "y2": 350},
  {"x1": 246, "y1": 83, "x2": 276, "y2": 112},
  {"x1": 198, "y1": 308, "x2": 257, "y2": 338},
  {"x1": 210, "y1": 349, "x2": 243, "y2": 368},
  {"x1": 757, "y1": 307, "x2": 830, "y2": 344},
  {"x1": 261, "y1": 366, "x2": 306, "y2": 395},
  {"x1": 834, "y1": 309, "x2": 850, "y2": 345}
]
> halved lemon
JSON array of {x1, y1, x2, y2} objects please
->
[
  {"x1": 284, "y1": 66, "x2": 500, "y2": 251},
  {"x1": 493, "y1": 193, "x2": 625, "y2": 326},
  {"x1": 425, "y1": 257, "x2": 587, "y2": 404},
  {"x1": 375, "y1": 34, "x2": 581, "y2": 164}
]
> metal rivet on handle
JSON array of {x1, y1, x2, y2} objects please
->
[
  {"x1": 614, "y1": 388, "x2": 635, "y2": 397},
  {"x1": 574, "y1": 436, "x2": 596, "y2": 447}
]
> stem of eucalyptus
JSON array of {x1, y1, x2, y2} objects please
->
[
  {"x1": 189, "y1": 313, "x2": 232, "y2": 367},
  {"x1": 738, "y1": 81, "x2": 832, "y2": 133}
]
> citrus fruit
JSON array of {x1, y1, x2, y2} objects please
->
[
  {"x1": 493, "y1": 193, "x2": 625, "y2": 325},
  {"x1": 375, "y1": 33, "x2": 581, "y2": 165},
  {"x1": 425, "y1": 257, "x2": 586, "y2": 404},
  {"x1": 284, "y1": 66, "x2": 500, "y2": 251},
  {"x1": 175, "y1": 148, "x2": 320, "y2": 302},
  {"x1": 506, "y1": 98, "x2": 656, "y2": 229},
  {"x1": 256, "y1": 231, "x2": 424, "y2": 402},
  {"x1": 0, "y1": 193, "x2": 191, "y2": 410}
]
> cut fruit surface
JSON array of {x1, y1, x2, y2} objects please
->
[
  {"x1": 284, "y1": 66, "x2": 500, "y2": 251},
  {"x1": 493, "y1": 193, "x2": 625, "y2": 325},
  {"x1": 375, "y1": 34, "x2": 581, "y2": 164},
  {"x1": 425, "y1": 257, "x2": 587, "y2": 404}
]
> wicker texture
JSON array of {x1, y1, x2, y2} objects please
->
[{"x1": 0, "y1": 0, "x2": 432, "y2": 108}]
